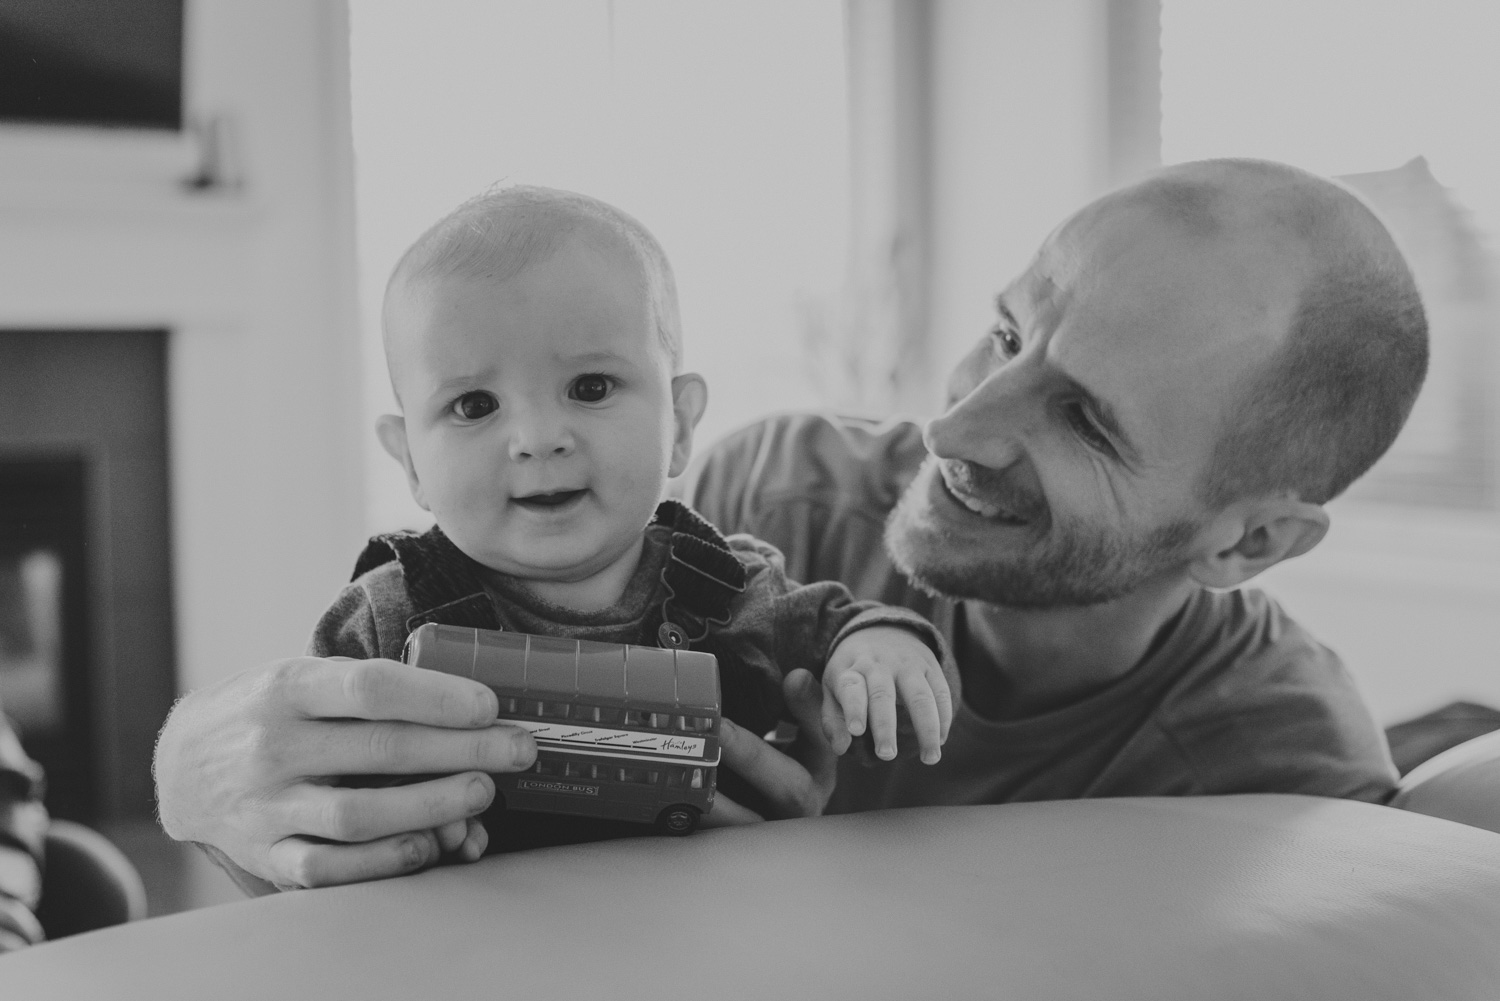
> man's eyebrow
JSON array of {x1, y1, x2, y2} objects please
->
[{"x1": 993, "y1": 296, "x2": 1018, "y2": 327}]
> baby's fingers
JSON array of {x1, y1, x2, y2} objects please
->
[
  {"x1": 865, "y1": 672, "x2": 899, "y2": 761},
  {"x1": 897, "y1": 671, "x2": 945, "y2": 765},
  {"x1": 831, "y1": 671, "x2": 869, "y2": 740}
]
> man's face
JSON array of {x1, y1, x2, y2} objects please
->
[
  {"x1": 886, "y1": 194, "x2": 1302, "y2": 608},
  {"x1": 384, "y1": 237, "x2": 681, "y2": 582}
]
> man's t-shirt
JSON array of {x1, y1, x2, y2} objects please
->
[{"x1": 679, "y1": 412, "x2": 1399, "y2": 808}]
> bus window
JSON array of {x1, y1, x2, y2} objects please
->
[
  {"x1": 498, "y1": 697, "x2": 518, "y2": 714},
  {"x1": 535, "y1": 758, "x2": 563, "y2": 777},
  {"x1": 690, "y1": 768, "x2": 703, "y2": 790},
  {"x1": 596, "y1": 707, "x2": 622, "y2": 725},
  {"x1": 665, "y1": 767, "x2": 685, "y2": 788},
  {"x1": 572, "y1": 704, "x2": 600, "y2": 723},
  {"x1": 542, "y1": 701, "x2": 570, "y2": 719},
  {"x1": 624, "y1": 710, "x2": 645, "y2": 728},
  {"x1": 681, "y1": 716, "x2": 711, "y2": 732},
  {"x1": 617, "y1": 766, "x2": 655, "y2": 784},
  {"x1": 564, "y1": 761, "x2": 591, "y2": 779}
]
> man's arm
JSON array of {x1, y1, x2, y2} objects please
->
[{"x1": 153, "y1": 657, "x2": 537, "y2": 891}]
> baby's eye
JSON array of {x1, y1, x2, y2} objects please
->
[
  {"x1": 452, "y1": 391, "x2": 498, "y2": 421},
  {"x1": 568, "y1": 374, "x2": 613, "y2": 403}
]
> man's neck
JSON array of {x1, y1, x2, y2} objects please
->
[{"x1": 958, "y1": 575, "x2": 1198, "y2": 720}]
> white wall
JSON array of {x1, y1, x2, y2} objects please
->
[
  {"x1": 925, "y1": 0, "x2": 1109, "y2": 405},
  {"x1": 0, "y1": 0, "x2": 365, "y2": 693}
]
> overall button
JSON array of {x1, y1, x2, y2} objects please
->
[{"x1": 657, "y1": 621, "x2": 687, "y2": 648}]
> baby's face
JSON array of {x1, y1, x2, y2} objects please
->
[{"x1": 384, "y1": 238, "x2": 684, "y2": 584}]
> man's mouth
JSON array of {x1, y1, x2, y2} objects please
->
[
  {"x1": 511, "y1": 488, "x2": 587, "y2": 511},
  {"x1": 935, "y1": 459, "x2": 1032, "y2": 524}
]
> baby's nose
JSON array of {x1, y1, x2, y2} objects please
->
[{"x1": 507, "y1": 411, "x2": 575, "y2": 460}]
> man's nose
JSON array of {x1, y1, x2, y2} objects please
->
[
  {"x1": 924, "y1": 367, "x2": 1029, "y2": 469},
  {"x1": 506, "y1": 403, "x2": 575, "y2": 461}
]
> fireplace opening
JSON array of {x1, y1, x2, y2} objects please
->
[
  {"x1": 0, "y1": 329, "x2": 174, "y2": 823},
  {"x1": 0, "y1": 457, "x2": 92, "y2": 820}
]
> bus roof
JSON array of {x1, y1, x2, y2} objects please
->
[{"x1": 406, "y1": 624, "x2": 721, "y2": 714}]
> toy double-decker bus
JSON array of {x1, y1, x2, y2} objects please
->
[{"x1": 403, "y1": 623, "x2": 720, "y2": 835}]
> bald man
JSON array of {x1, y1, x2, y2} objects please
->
[
  {"x1": 683, "y1": 157, "x2": 1423, "y2": 811},
  {"x1": 154, "y1": 159, "x2": 1423, "y2": 890}
]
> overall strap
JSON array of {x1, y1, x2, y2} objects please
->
[
  {"x1": 644, "y1": 499, "x2": 748, "y2": 650},
  {"x1": 352, "y1": 526, "x2": 502, "y2": 634}
]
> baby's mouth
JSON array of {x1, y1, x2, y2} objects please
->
[{"x1": 511, "y1": 488, "x2": 587, "y2": 511}]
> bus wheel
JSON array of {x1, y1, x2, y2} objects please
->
[{"x1": 655, "y1": 804, "x2": 701, "y2": 836}]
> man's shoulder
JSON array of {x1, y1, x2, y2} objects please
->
[
  {"x1": 678, "y1": 413, "x2": 930, "y2": 602},
  {"x1": 679, "y1": 411, "x2": 927, "y2": 531},
  {"x1": 1152, "y1": 587, "x2": 1397, "y2": 801}
]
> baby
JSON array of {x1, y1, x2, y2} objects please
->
[{"x1": 310, "y1": 186, "x2": 952, "y2": 848}]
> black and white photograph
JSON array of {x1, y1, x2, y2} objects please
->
[{"x1": 0, "y1": 1, "x2": 1498, "y2": 997}]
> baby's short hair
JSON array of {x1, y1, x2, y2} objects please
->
[{"x1": 388, "y1": 185, "x2": 683, "y2": 371}]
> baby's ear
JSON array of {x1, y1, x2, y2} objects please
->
[
  {"x1": 375, "y1": 414, "x2": 429, "y2": 511},
  {"x1": 667, "y1": 373, "x2": 709, "y2": 477}
]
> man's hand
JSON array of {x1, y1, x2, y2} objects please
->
[
  {"x1": 153, "y1": 657, "x2": 536, "y2": 891},
  {"x1": 822, "y1": 626, "x2": 952, "y2": 764},
  {"x1": 704, "y1": 669, "x2": 838, "y2": 826}
]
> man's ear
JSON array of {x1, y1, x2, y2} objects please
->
[
  {"x1": 667, "y1": 373, "x2": 709, "y2": 478},
  {"x1": 1189, "y1": 497, "x2": 1329, "y2": 589},
  {"x1": 374, "y1": 414, "x2": 429, "y2": 511}
]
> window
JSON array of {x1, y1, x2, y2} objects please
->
[
  {"x1": 1160, "y1": 1, "x2": 1500, "y2": 727},
  {"x1": 1162, "y1": 0, "x2": 1500, "y2": 510}
]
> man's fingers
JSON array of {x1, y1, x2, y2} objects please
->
[
  {"x1": 820, "y1": 678, "x2": 852, "y2": 754},
  {"x1": 781, "y1": 669, "x2": 838, "y2": 794},
  {"x1": 456, "y1": 817, "x2": 489, "y2": 861},
  {"x1": 283, "y1": 771, "x2": 495, "y2": 843},
  {"x1": 435, "y1": 818, "x2": 469, "y2": 855},
  {"x1": 266, "y1": 830, "x2": 442, "y2": 889},
  {"x1": 701, "y1": 792, "x2": 766, "y2": 828},
  {"x1": 276, "y1": 658, "x2": 499, "y2": 728},
  {"x1": 301, "y1": 719, "x2": 536, "y2": 776},
  {"x1": 718, "y1": 717, "x2": 823, "y2": 820},
  {"x1": 896, "y1": 672, "x2": 944, "y2": 765}
]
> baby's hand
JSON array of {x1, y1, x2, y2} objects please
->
[{"x1": 822, "y1": 626, "x2": 952, "y2": 765}]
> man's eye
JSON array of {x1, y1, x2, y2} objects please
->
[
  {"x1": 569, "y1": 374, "x2": 612, "y2": 403},
  {"x1": 452, "y1": 391, "x2": 498, "y2": 421},
  {"x1": 1064, "y1": 402, "x2": 1113, "y2": 453},
  {"x1": 991, "y1": 325, "x2": 1022, "y2": 359}
]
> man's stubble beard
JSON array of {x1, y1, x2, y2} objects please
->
[{"x1": 883, "y1": 468, "x2": 1200, "y2": 610}]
